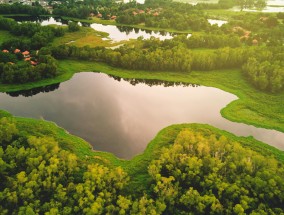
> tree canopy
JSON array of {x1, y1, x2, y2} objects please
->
[{"x1": 0, "y1": 116, "x2": 283, "y2": 214}]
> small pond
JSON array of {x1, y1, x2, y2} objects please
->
[
  {"x1": 1, "y1": 73, "x2": 283, "y2": 159},
  {"x1": 10, "y1": 16, "x2": 68, "y2": 26},
  {"x1": 90, "y1": 23, "x2": 175, "y2": 41},
  {"x1": 208, "y1": 19, "x2": 228, "y2": 27}
]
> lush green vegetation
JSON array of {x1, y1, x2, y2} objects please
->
[
  {"x1": 0, "y1": 116, "x2": 129, "y2": 214},
  {"x1": 0, "y1": 17, "x2": 65, "y2": 50},
  {"x1": 147, "y1": 128, "x2": 284, "y2": 214},
  {"x1": 0, "y1": 111, "x2": 283, "y2": 214},
  {"x1": 0, "y1": 1, "x2": 283, "y2": 213},
  {"x1": 0, "y1": 3, "x2": 49, "y2": 16},
  {"x1": 243, "y1": 55, "x2": 284, "y2": 92},
  {"x1": 0, "y1": 17, "x2": 68, "y2": 84},
  {"x1": 50, "y1": 35, "x2": 283, "y2": 92},
  {"x1": 0, "y1": 53, "x2": 59, "y2": 84},
  {"x1": 0, "y1": 30, "x2": 15, "y2": 45}
]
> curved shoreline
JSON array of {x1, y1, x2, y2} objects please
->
[
  {"x1": 0, "y1": 59, "x2": 283, "y2": 135},
  {"x1": 2, "y1": 109, "x2": 283, "y2": 190}
]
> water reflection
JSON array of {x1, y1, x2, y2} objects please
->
[
  {"x1": 9, "y1": 16, "x2": 178, "y2": 41},
  {"x1": 9, "y1": 16, "x2": 69, "y2": 26},
  {"x1": 108, "y1": 74, "x2": 200, "y2": 87},
  {"x1": 1, "y1": 73, "x2": 283, "y2": 159},
  {"x1": 6, "y1": 83, "x2": 60, "y2": 97},
  {"x1": 208, "y1": 19, "x2": 228, "y2": 27},
  {"x1": 90, "y1": 23, "x2": 175, "y2": 41}
]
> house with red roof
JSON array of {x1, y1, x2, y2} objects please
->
[
  {"x1": 30, "y1": 61, "x2": 37, "y2": 66},
  {"x1": 22, "y1": 51, "x2": 30, "y2": 58}
]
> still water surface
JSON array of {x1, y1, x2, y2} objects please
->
[
  {"x1": 208, "y1": 19, "x2": 228, "y2": 27},
  {"x1": 1, "y1": 73, "x2": 283, "y2": 159},
  {"x1": 10, "y1": 16, "x2": 177, "y2": 42},
  {"x1": 90, "y1": 23, "x2": 175, "y2": 41}
]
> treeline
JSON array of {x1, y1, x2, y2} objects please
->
[
  {"x1": 52, "y1": 0, "x2": 119, "y2": 19},
  {"x1": 179, "y1": 34, "x2": 241, "y2": 49},
  {"x1": 115, "y1": 1, "x2": 213, "y2": 32},
  {"x1": 0, "y1": 3, "x2": 49, "y2": 16},
  {"x1": 117, "y1": 11, "x2": 211, "y2": 31},
  {"x1": 144, "y1": 0, "x2": 266, "y2": 9},
  {"x1": 144, "y1": 0, "x2": 233, "y2": 10},
  {"x1": 115, "y1": 0, "x2": 267, "y2": 30},
  {"x1": 53, "y1": 6, "x2": 91, "y2": 19},
  {"x1": 51, "y1": 35, "x2": 283, "y2": 92},
  {"x1": 51, "y1": 37, "x2": 251, "y2": 72},
  {"x1": 230, "y1": 13, "x2": 279, "y2": 32},
  {"x1": 1, "y1": 117, "x2": 283, "y2": 214},
  {"x1": 243, "y1": 58, "x2": 284, "y2": 92}
]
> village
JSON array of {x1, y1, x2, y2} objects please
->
[{"x1": 1, "y1": 49, "x2": 37, "y2": 65}]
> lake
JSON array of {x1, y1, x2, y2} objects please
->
[
  {"x1": 1, "y1": 73, "x2": 283, "y2": 159},
  {"x1": 10, "y1": 16, "x2": 177, "y2": 41},
  {"x1": 90, "y1": 23, "x2": 175, "y2": 41}
]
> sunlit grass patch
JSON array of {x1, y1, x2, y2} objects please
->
[{"x1": 52, "y1": 27, "x2": 124, "y2": 48}]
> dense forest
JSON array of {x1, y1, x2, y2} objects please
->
[{"x1": 0, "y1": 115, "x2": 283, "y2": 214}]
